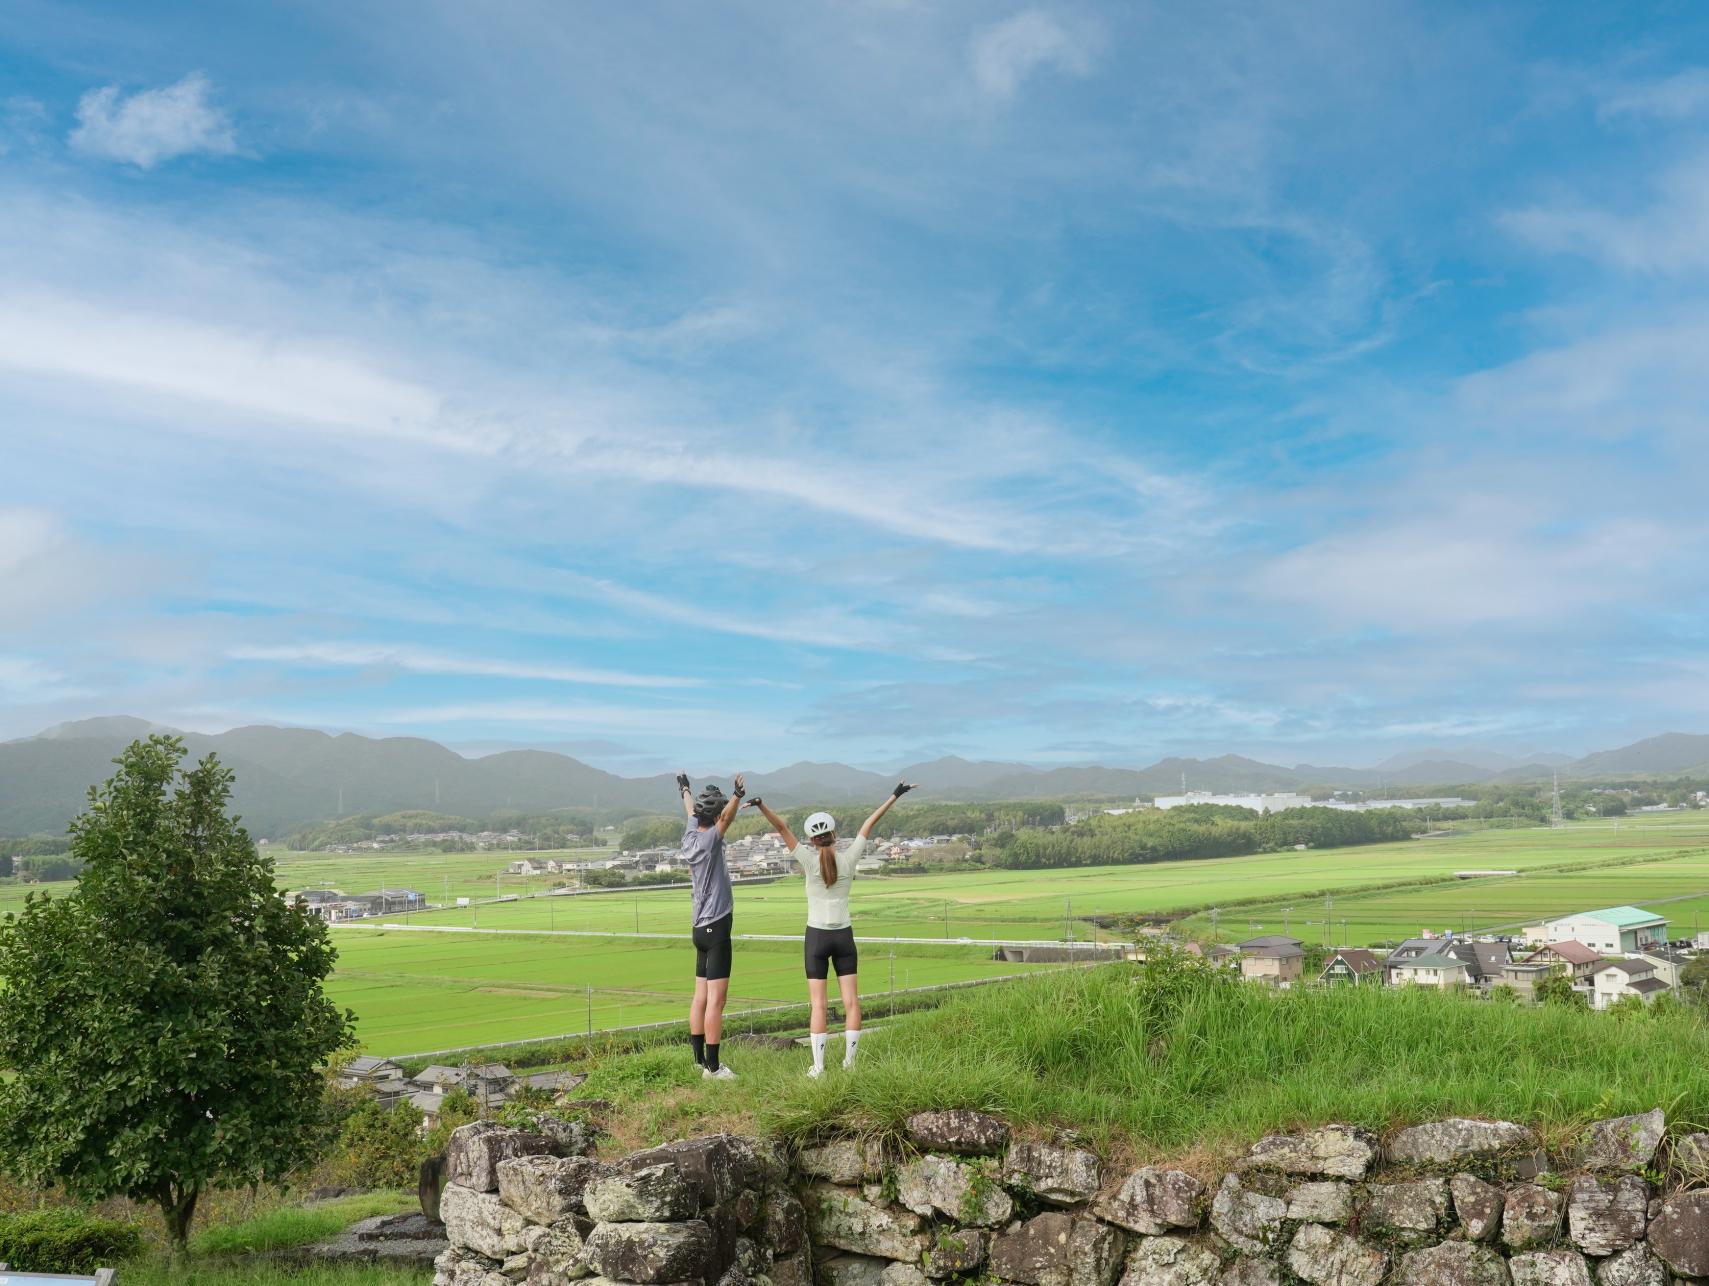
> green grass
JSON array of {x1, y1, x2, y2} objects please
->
[
  {"x1": 191, "y1": 1192, "x2": 417, "y2": 1256},
  {"x1": 588, "y1": 960, "x2": 1709, "y2": 1159},
  {"x1": 273, "y1": 845, "x2": 608, "y2": 906}
]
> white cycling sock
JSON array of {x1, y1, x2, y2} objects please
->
[
  {"x1": 842, "y1": 1029, "x2": 861, "y2": 1066},
  {"x1": 810, "y1": 1031, "x2": 828, "y2": 1072}
]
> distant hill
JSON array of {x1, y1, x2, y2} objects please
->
[{"x1": 5, "y1": 717, "x2": 1708, "y2": 838}]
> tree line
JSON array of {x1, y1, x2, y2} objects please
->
[
  {"x1": 619, "y1": 799, "x2": 1066, "y2": 850},
  {"x1": 979, "y1": 804, "x2": 1420, "y2": 869}
]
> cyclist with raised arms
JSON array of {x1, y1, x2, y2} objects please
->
[
  {"x1": 749, "y1": 782, "x2": 916, "y2": 1076},
  {"x1": 676, "y1": 771, "x2": 744, "y2": 1080}
]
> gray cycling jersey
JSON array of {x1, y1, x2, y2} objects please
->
[{"x1": 683, "y1": 821, "x2": 734, "y2": 927}]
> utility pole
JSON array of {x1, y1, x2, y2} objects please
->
[
  {"x1": 1283, "y1": 907, "x2": 1293, "y2": 936},
  {"x1": 1551, "y1": 772, "x2": 1564, "y2": 829},
  {"x1": 1324, "y1": 896, "x2": 1333, "y2": 947},
  {"x1": 1209, "y1": 908, "x2": 1220, "y2": 941}
]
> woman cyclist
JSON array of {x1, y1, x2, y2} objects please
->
[{"x1": 749, "y1": 782, "x2": 915, "y2": 1076}]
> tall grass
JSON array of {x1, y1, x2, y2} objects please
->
[
  {"x1": 191, "y1": 1192, "x2": 417, "y2": 1256},
  {"x1": 120, "y1": 1264, "x2": 424, "y2": 1286},
  {"x1": 754, "y1": 960, "x2": 1709, "y2": 1156}
]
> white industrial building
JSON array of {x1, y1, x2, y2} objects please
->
[
  {"x1": 1522, "y1": 906, "x2": 1670, "y2": 955},
  {"x1": 1151, "y1": 791, "x2": 1314, "y2": 813}
]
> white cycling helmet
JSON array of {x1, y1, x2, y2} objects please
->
[{"x1": 804, "y1": 811, "x2": 837, "y2": 840}]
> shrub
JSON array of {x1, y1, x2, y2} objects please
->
[
  {"x1": 325, "y1": 1099, "x2": 428, "y2": 1190},
  {"x1": 0, "y1": 1208, "x2": 144, "y2": 1273}
]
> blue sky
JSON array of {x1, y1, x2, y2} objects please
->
[{"x1": 4, "y1": 1, "x2": 1709, "y2": 774}]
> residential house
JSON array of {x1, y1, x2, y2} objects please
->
[
  {"x1": 1497, "y1": 960, "x2": 1556, "y2": 1001},
  {"x1": 1640, "y1": 946, "x2": 1694, "y2": 990},
  {"x1": 1529, "y1": 907, "x2": 1669, "y2": 955},
  {"x1": 1319, "y1": 948, "x2": 1383, "y2": 985},
  {"x1": 415, "y1": 1065, "x2": 469, "y2": 1092},
  {"x1": 1205, "y1": 943, "x2": 1240, "y2": 968},
  {"x1": 509, "y1": 859, "x2": 542, "y2": 876},
  {"x1": 1385, "y1": 936, "x2": 1449, "y2": 984},
  {"x1": 1236, "y1": 935, "x2": 1304, "y2": 988},
  {"x1": 1453, "y1": 941, "x2": 1513, "y2": 989},
  {"x1": 523, "y1": 1070, "x2": 587, "y2": 1094},
  {"x1": 1389, "y1": 952, "x2": 1470, "y2": 989},
  {"x1": 1525, "y1": 941, "x2": 1602, "y2": 993},
  {"x1": 338, "y1": 1055, "x2": 406, "y2": 1084},
  {"x1": 1591, "y1": 958, "x2": 1671, "y2": 1010}
]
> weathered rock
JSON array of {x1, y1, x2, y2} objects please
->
[
  {"x1": 1648, "y1": 1188, "x2": 1709, "y2": 1279},
  {"x1": 1208, "y1": 1174, "x2": 1286, "y2": 1255},
  {"x1": 441, "y1": 1183, "x2": 538, "y2": 1261},
  {"x1": 818, "y1": 1253, "x2": 886, "y2": 1286},
  {"x1": 990, "y1": 1212, "x2": 1121, "y2": 1286},
  {"x1": 904, "y1": 1109, "x2": 1010, "y2": 1157},
  {"x1": 446, "y1": 1122, "x2": 557, "y2": 1193},
  {"x1": 308, "y1": 1211, "x2": 449, "y2": 1268},
  {"x1": 1238, "y1": 1125, "x2": 1379, "y2": 1180},
  {"x1": 1361, "y1": 1179, "x2": 1448, "y2": 1247},
  {"x1": 519, "y1": 1221, "x2": 592, "y2": 1284},
  {"x1": 1450, "y1": 1173, "x2": 1505, "y2": 1244},
  {"x1": 1217, "y1": 1260, "x2": 1280, "y2": 1286},
  {"x1": 797, "y1": 1140, "x2": 885, "y2": 1185},
  {"x1": 530, "y1": 1113, "x2": 599, "y2": 1158},
  {"x1": 584, "y1": 1164, "x2": 698, "y2": 1224},
  {"x1": 921, "y1": 1228, "x2": 985, "y2": 1279},
  {"x1": 879, "y1": 1265, "x2": 929, "y2": 1286},
  {"x1": 584, "y1": 1220, "x2": 712, "y2": 1284},
  {"x1": 1004, "y1": 1141, "x2": 1102, "y2": 1205},
  {"x1": 421, "y1": 1154, "x2": 447, "y2": 1224},
  {"x1": 1393, "y1": 1240, "x2": 1511, "y2": 1286},
  {"x1": 1286, "y1": 1223, "x2": 1387, "y2": 1286},
  {"x1": 498, "y1": 1154, "x2": 611, "y2": 1224},
  {"x1": 896, "y1": 1155, "x2": 1011, "y2": 1226},
  {"x1": 1674, "y1": 1130, "x2": 1709, "y2": 1179},
  {"x1": 1502, "y1": 1183, "x2": 1564, "y2": 1252},
  {"x1": 1508, "y1": 1250, "x2": 1591, "y2": 1286},
  {"x1": 1565, "y1": 1175, "x2": 1646, "y2": 1256},
  {"x1": 1095, "y1": 1168, "x2": 1205, "y2": 1234},
  {"x1": 1286, "y1": 1181, "x2": 1352, "y2": 1225},
  {"x1": 804, "y1": 1185, "x2": 929, "y2": 1263},
  {"x1": 762, "y1": 1190, "x2": 807, "y2": 1258},
  {"x1": 619, "y1": 1134, "x2": 761, "y2": 1212},
  {"x1": 770, "y1": 1251, "x2": 811, "y2": 1286},
  {"x1": 1577, "y1": 1110, "x2": 1665, "y2": 1172},
  {"x1": 1388, "y1": 1118, "x2": 1540, "y2": 1167},
  {"x1": 1118, "y1": 1235, "x2": 1220, "y2": 1286},
  {"x1": 1593, "y1": 1243, "x2": 1669, "y2": 1286},
  {"x1": 433, "y1": 1244, "x2": 504, "y2": 1286}
]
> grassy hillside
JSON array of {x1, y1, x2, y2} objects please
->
[{"x1": 580, "y1": 959, "x2": 1709, "y2": 1159}]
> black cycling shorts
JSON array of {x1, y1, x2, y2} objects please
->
[
  {"x1": 693, "y1": 913, "x2": 734, "y2": 981},
  {"x1": 805, "y1": 925, "x2": 858, "y2": 980}
]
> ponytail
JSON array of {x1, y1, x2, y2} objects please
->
[{"x1": 819, "y1": 845, "x2": 838, "y2": 888}]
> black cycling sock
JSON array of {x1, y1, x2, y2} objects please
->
[
  {"x1": 691, "y1": 1034, "x2": 706, "y2": 1066},
  {"x1": 705, "y1": 1043, "x2": 721, "y2": 1072}
]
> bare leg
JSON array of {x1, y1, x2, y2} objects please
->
[
  {"x1": 807, "y1": 978, "x2": 829, "y2": 1033},
  {"x1": 705, "y1": 977, "x2": 730, "y2": 1046},
  {"x1": 690, "y1": 977, "x2": 708, "y2": 1035},
  {"x1": 837, "y1": 973, "x2": 861, "y2": 1031}
]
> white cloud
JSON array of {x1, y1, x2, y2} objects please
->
[
  {"x1": 228, "y1": 642, "x2": 701, "y2": 689},
  {"x1": 1596, "y1": 68, "x2": 1709, "y2": 121},
  {"x1": 969, "y1": 11, "x2": 1093, "y2": 100},
  {"x1": 0, "y1": 656, "x2": 88, "y2": 702},
  {"x1": 1502, "y1": 156, "x2": 1709, "y2": 273},
  {"x1": 1256, "y1": 499, "x2": 1668, "y2": 629},
  {"x1": 69, "y1": 73, "x2": 237, "y2": 168}
]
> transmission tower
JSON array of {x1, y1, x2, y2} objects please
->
[{"x1": 1550, "y1": 771, "x2": 1564, "y2": 828}]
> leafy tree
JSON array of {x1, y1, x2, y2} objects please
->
[
  {"x1": 1535, "y1": 974, "x2": 1588, "y2": 1009},
  {"x1": 0, "y1": 737, "x2": 355, "y2": 1252}
]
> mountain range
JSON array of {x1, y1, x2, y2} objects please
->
[{"x1": 3, "y1": 717, "x2": 1708, "y2": 839}]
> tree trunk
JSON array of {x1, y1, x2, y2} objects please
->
[{"x1": 158, "y1": 1182, "x2": 200, "y2": 1253}]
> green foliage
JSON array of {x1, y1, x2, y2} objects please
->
[
  {"x1": 325, "y1": 1099, "x2": 428, "y2": 1190},
  {"x1": 0, "y1": 1208, "x2": 144, "y2": 1273},
  {"x1": 1536, "y1": 974, "x2": 1588, "y2": 1009},
  {"x1": 421, "y1": 1089, "x2": 481, "y2": 1156},
  {"x1": 120, "y1": 1261, "x2": 425, "y2": 1286},
  {"x1": 621, "y1": 815, "x2": 687, "y2": 850},
  {"x1": 1683, "y1": 955, "x2": 1709, "y2": 993},
  {"x1": 0, "y1": 737, "x2": 356, "y2": 1249}
]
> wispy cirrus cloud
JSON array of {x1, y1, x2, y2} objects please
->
[{"x1": 227, "y1": 642, "x2": 703, "y2": 689}]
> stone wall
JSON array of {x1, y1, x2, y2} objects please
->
[{"x1": 434, "y1": 1108, "x2": 1709, "y2": 1286}]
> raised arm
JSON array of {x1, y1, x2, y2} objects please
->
[
  {"x1": 715, "y1": 774, "x2": 746, "y2": 836},
  {"x1": 859, "y1": 782, "x2": 916, "y2": 839},
  {"x1": 748, "y1": 797, "x2": 798, "y2": 850},
  {"x1": 676, "y1": 772, "x2": 694, "y2": 820}
]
